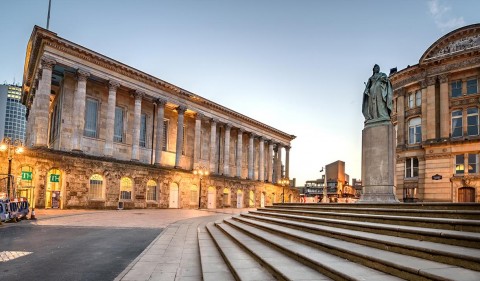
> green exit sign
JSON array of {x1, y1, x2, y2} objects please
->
[
  {"x1": 21, "y1": 171, "x2": 32, "y2": 181},
  {"x1": 50, "y1": 174, "x2": 60, "y2": 183}
]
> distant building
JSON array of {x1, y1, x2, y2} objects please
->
[
  {"x1": 0, "y1": 84, "x2": 27, "y2": 142},
  {"x1": 352, "y1": 178, "x2": 362, "y2": 198},
  {"x1": 390, "y1": 24, "x2": 480, "y2": 203}
]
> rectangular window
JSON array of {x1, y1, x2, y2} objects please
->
[
  {"x1": 140, "y1": 113, "x2": 147, "y2": 147},
  {"x1": 182, "y1": 125, "x2": 186, "y2": 155},
  {"x1": 467, "y1": 78, "x2": 478, "y2": 95},
  {"x1": 163, "y1": 119, "x2": 169, "y2": 151},
  {"x1": 455, "y1": 154, "x2": 465, "y2": 174},
  {"x1": 89, "y1": 178, "x2": 103, "y2": 200},
  {"x1": 451, "y1": 81, "x2": 462, "y2": 97},
  {"x1": 415, "y1": 91, "x2": 422, "y2": 107},
  {"x1": 114, "y1": 106, "x2": 124, "y2": 142},
  {"x1": 468, "y1": 154, "x2": 478, "y2": 174},
  {"x1": 84, "y1": 98, "x2": 98, "y2": 138},
  {"x1": 408, "y1": 118, "x2": 421, "y2": 144},
  {"x1": 408, "y1": 94, "x2": 414, "y2": 108},
  {"x1": 147, "y1": 186, "x2": 157, "y2": 201},
  {"x1": 452, "y1": 110, "x2": 463, "y2": 138},
  {"x1": 405, "y1": 157, "x2": 419, "y2": 178},
  {"x1": 467, "y1": 108, "x2": 479, "y2": 136}
]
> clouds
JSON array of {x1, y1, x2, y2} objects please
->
[{"x1": 428, "y1": 0, "x2": 465, "y2": 31}]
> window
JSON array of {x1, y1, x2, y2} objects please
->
[
  {"x1": 455, "y1": 154, "x2": 465, "y2": 174},
  {"x1": 84, "y1": 98, "x2": 98, "y2": 138},
  {"x1": 467, "y1": 108, "x2": 479, "y2": 136},
  {"x1": 190, "y1": 185, "x2": 198, "y2": 205},
  {"x1": 405, "y1": 157, "x2": 419, "y2": 178},
  {"x1": 146, "y1": 180, "x2": 157, "y2": 201},
  {"x1": 163, "y1": 119, "x2": 169, "y2": 151},
  {"x1": 468, "y1": 154, "x2": 478, "y2": 174},
  {"x1": 182, "y1": 125, "x2": 186, "y2": 155},
  {"x1": 452, "y1": 110, "x2": 463, "y2": 138},
  {"x1": 49, "y1": 101, "x2": 61, "y2": 142},
  {"x1": 408, "y1": 93, "x2": 414, "y2": 108},
  {"x1": 89, "y1": 174, "x2": 103, "y2": 200},
  {"x1": 140, "y1": 113, "x2": 147, "y2": 147},
  {"x1": 467, "y1": 78, "x2": 478, "y2": 95},
  {"x1": 408, "y1": 118, "x2": 421, "y2": 144},
  {"x1": 120, "y1": 177, "x2": 132, "y2": 200},
  {"x1": 415, "y1": 91, "x2": 422, "y2": 107},
  {"x1": 451, "y1": 81, "x2": 462, "y2": 97},
  {"x1": 114, "y1": 107, "x2": 124, "y2": 142}
]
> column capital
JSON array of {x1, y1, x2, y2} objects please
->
[
  {"x1": 210, "y1": 118, "x2": 218, "y2": 124},
  {"x1": 426, "y1": 76, "x2": 437, "y2": 87},
  {"x1": 176, "y1": 105, "x2": 187, "y2": 114},
  {"x1": 285, "y1": 145, "x2": 291, "y2": 151},
  {"x1": 108, "y1": 80, "x2": 120, "y2": 91},
  {"x1": 41, "y1": 56, "x2": 56, "y2": 70},
  {"x1": 224, "y1": 123, "x2": 232, "y2": 130},
  {"x1": 237, "y1": 128, "x2": 244, "y2": 134},
  {"x1": 439, "y1": 74, "x2": 449, "y2": 83},
  {"x1": 195, "y1": 112, "x2": 204, "y2": 120},
  {"x1": 395, "y1": 87, "x2": 406, "y2": 97},
  {"x1": 257, "y1": 136, "x2": 265, "y2": 142},
  {"x1": 77, "y1": 69, "x2": 90, "y2": 82},
  {"x1": 154, "y1": 97, "x2": 167, "y2": 106},
  {"x1": 249, "y1": 132, "x2": 256, "y2": 138},
  {"x1": 133, "y1": 90, "x2": 145, "y2": 100}
]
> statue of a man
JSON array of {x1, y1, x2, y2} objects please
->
[{"x1": 362, "y1": 64, "x2": 393, "y2": 124}]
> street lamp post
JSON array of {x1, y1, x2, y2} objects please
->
[
  {"x1": 321, "y1": 166, "x2": 329, "y2": 203},
  {"x1": 279, "y1": 177, "x2": 290, "y2": 203},
  {"x1": 0, "y1": 137, "x2": 24, "y2": 198},
  {"x1": 193, "y1": 166, "x2": 209, "y2": 209}
]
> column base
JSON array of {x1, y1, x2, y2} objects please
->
[
  {"x1": 71, "y1": 149, "x2": 83, "y2": 153},
  {"x1": 357, "y1": 185, "x2": 399, "y2": 203}
]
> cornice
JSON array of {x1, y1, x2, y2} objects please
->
[{"x1": 24, "y1": 26, "x2": 295, "y2": 142}]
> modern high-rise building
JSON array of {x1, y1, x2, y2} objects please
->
[{"x1": 0, "y1": 84, "x2": 27, "y2": 142}]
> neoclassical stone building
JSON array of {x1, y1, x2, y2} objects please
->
[
  {"x1": 390, "y1": 24, "x2": 480, "y2": 203},
  {"x1": 10, "y1": 26, "x2": 297, "y2": 209}
]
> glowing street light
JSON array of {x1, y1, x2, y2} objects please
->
[
  {"x1": 0, "y1": 137, "x2": 24, "y2": 198},
  {"x1": 279, "y1": 177, "x2": 290, "y2": 203},
  {"x1": 193, "y1": 166, "x2": 209, "y2": 209}
]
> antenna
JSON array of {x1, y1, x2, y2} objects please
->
[{"x1": 46, "y1": 0, "x2": 52, "y2": 30}]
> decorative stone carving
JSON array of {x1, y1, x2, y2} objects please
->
[
  {"x1": 154, "y1": 97, "x2": 167, "y2": 106},
  {"x1": 77, "y1": 69, "x2": 90, "y2": 81},
  {"x1": 405, "y1": 107, "x2": 422, "y2": 118},
  {"x1": 430, "y1": 34, "x2": 480, "y2": 59},
  {"x1": 41, "y1": 56, "x2": 56, "y2": 70},
  {"x1": 439, "y1": 74, "x2": 449, "y2": 83},
  {"x1": 420, "y1": 80, "x2": 428, "y2": 88},
  {"x1": 133, "y1": 90, "x2": 145, "y2": 100},
  {"x1": 176, "y1": 105, "x2": 187, "y2": 114},
  {"x1": 108, "y1": 80, "x2": 120, "y2": 91},
  {"x1": 426, "y1": 76, "x2": 437, "y2": 86}
]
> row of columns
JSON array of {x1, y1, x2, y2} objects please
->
[{"x1": 30, "y1": 55, "x2": 291, "y2": 183}]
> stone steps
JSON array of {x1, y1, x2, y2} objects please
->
[
  {"x1": 258, "y1": 208, "x2": 480, "y2": 232},
  {"x1": 198, "y1": 204, "x2": 480, "y2": 280},
  {"x1": 276, "y1": 203, "x2": 480, "y2": 210}
]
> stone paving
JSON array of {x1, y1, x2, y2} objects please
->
[{"x1": 16, "y1": 208, "x2": 254, "y2": 280}]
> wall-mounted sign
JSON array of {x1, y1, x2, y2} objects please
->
[
  {"x1": 432, "y1": 174, "x2": 442, "y2": 180},
  {"x1": 50, "y1": 174, "x2": 60, "y2": 183},
  {"x1": 21, "y1": 171, "x2": 32, "y2": 181}
]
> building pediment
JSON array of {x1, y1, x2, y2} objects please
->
[{"x1": 421, "y1": 24, "x2": 480, "y2": 63}]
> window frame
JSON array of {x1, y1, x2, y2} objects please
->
[
  {"x1": 146, "y1": 180, "x2": 157, "y2": 201},
  {"x1": 451, "y1": 110, "x2": 463, "y2": 138},
  {"x1": 466, "y1": 107, "x2": 479, "y2": 136},
  {"x1": 408, "y1": 117, "x2": 422, "y2": 145},
  {"x1": 468, "y1": 154, "x2": 478, "y2": 174},
  {"x1": 84, "y1": 97, "x2": 99, "y2": 138},
  {"x1": 163, "y1": 119, "x2": 169, "y2": 151},
  {"x1": 408, "y1": 93, "x2": 414, "y2": 108},
  {"x1": 139, "y1": 113, "x2": 147, "y2": 148},
  {"x1": 467, "y1": 78, "x2": 478, "y2": 95},
  {"x1": 451, "y1": 80, "x2": 462, "y2": 98},
  {"x1": 119, "y1": 177, "x2": 133, "y2": 200},
  {"x1": 88, "y1": 174, "x2": 104, "y2": 200},
  {"x1": 405, "y1": 157, "x2": 419, "y2": 178},
  {"x1": 415, "y1": 90, "x2": 422, "y2": 107},
  {"x1": 114, "y1": 106, "x2": 125, "y2": 143}
]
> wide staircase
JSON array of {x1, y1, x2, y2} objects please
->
[{"x1": 198, "y1": 203, "x2": 480, "y2": 281}]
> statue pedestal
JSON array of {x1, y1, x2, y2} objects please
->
[{"x1": 358, "y1": 122, "x2": 399, "y2": 203}]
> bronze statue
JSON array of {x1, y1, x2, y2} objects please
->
[{"x1": 362, "y1": 64, "x2": 393, "y2": 125}]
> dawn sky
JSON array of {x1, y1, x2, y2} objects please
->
[{"x1": 1, "y1": 0, "x2": 479, "y2": 186}]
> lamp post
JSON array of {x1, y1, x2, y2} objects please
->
[
  {"x1": 279, "y1": 177, "x2": 290, "y2": 203},
  {"x1": 0, "y1": 137, "x2": 24, "y2": 198},
  {"x1": 321, "y1": 166, "x2": 328, "y2": 203},
  {"x1": 193, "y1": 165, "x2": 209, "y2": 209}
]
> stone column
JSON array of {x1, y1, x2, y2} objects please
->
[
  {"x1": 131, "y1": 90, "x2": 144, "y2": 161},
  {"x1": 71, "y1": 68, "x2": 90, "y2": 151},
  {"x1": 193, "y1": 113, "x2": 203, "y2": 167},
  {"x1": 209, "y1": 118, "x2": 217, "y2": 173},
  {"x1": 396, "y1": 88, "x2": 406, "y2": 146},
  {"x1": 285, "y1": 145, "x2": 290, "y2": 179},
  {"x1": 223, "y1": 123, "x2": 231, "y2": 176},
  {"x1": 247, "y1": 133, "x2": 254, "y2": 179},
  {"x1": 33, "y1": 56, "x2": 56, "y2": 147},
  {"x1": 276, "y1": 144, "x2": 283, "y2": 182},
  {"x1": 154, "y1": 98, "x2": 167, "y2": 165},
  {"x1": 424, "y1": 77, "x2": 437, "y2": 141},
  {"x1": 267, "y1": 141, "x2": 274, "y2": 182},
  {"x1": 236, "y1": 128, "x2": 243, "y2": 178},
  {"x1": 439, "y1": 74, "x2": 449, "y2": 139},
  {"x1": 259, "y1": 137, "x2": 265, "y2": 182},
  {"x1": 104, "y1": 80, "x2": 119, "y2": 157},
  {"x1": 175, "y1": 105, "x2": 187, "y2": 168}
]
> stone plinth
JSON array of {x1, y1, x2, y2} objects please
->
[{"x1": 359, "y1": 122, "x2": 399, "y2": 203}]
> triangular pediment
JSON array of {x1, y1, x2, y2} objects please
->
[{"x1": 421, "y1": 24, "x2": 480, "y2": 63}]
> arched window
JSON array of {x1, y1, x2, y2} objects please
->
[
  {"x1": 120, "y1": 177, "x2": 133, "y2": 200},
  {"x1": 190, "y1": 185, "x2": 198, "y2": 205},
  {"x1": 408, "y1": 117, "x2": 422, "y2": 144},
  {"x1": 146, "y1": 180, "x2": 157, "y2": 201},
  {"x1": 89, "y1": 174, "x2": 104, "y2": 200}
]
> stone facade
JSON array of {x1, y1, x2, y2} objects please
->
[
  {"x1": 6, "y1": 26, "x2": 297, "y2": 209},
  {"x1": 390, "y1": 24, "x2": 480, "y2": 203}
]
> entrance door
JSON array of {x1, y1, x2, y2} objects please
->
[
  {"x1": 458, "y1": 187, "x2": 475, "y2": 202},
  {"x1": 46, "y1": 169, "x2": 62, "y2": 209},
  {"x1": 169, "y1": 183, "x2": 179, "y2": 208},
  {"x1": 236, "y1": 190, "x2": 243, "y2": 208},
  {"x1": 261, "y1": 192, "x2": 265, "y2": 208},
  {"x1": 207, "y1": 186, "x2": 216, "y2": 209}
]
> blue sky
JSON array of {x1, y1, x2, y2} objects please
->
[{"x1": 1, "y1": 0, "x2": 478, "y2": 186}]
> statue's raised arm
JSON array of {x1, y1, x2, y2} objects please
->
[{"x1": 361, "y1": 64, "x2": 393, "y2": 126}]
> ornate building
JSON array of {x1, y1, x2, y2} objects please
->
[
  {"x1": 390, "y1": 24, "x2": 480, "y2": 203},
  {"x1": 6, "y1": 25, "x2": 297, "y2": 209}
]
